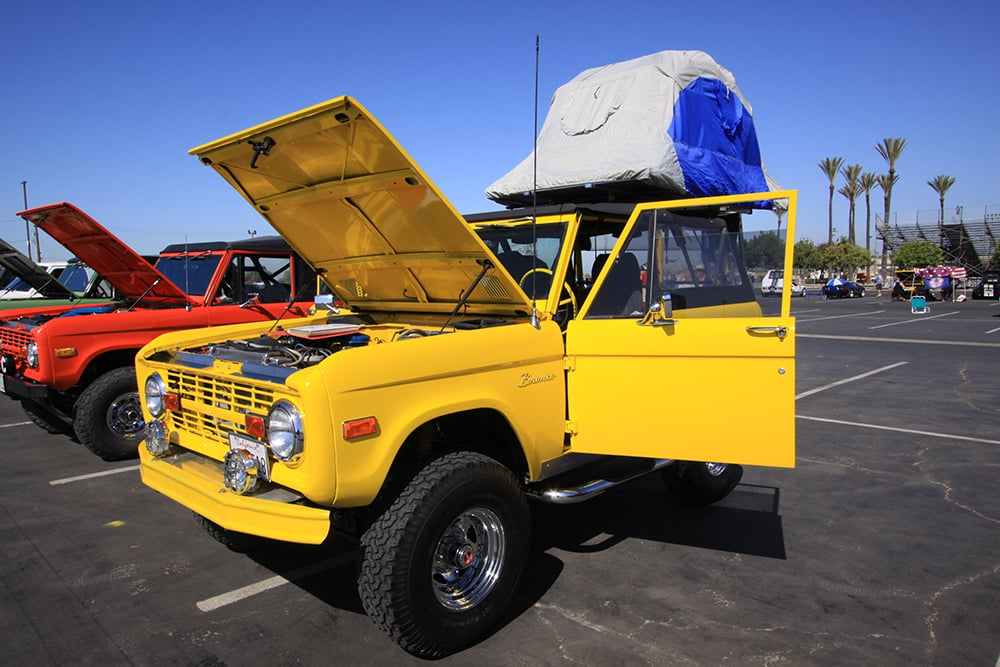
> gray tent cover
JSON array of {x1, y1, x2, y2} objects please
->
[{"x1": 486, "y1": 50, "x2": 781, "y2": 207}]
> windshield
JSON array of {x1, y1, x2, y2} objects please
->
[
  {"x1": 154, "y1": 253, "x2": 223, "y2": 296},
  {"x1": 59, "y1": 265, "x2": 93, "y2": 291},
  {"x1": 474, "y1": 223, "x2": 567, "y2": 299}
]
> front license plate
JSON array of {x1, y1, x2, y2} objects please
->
[{"x1": 229, "y1": 433, "x2": 270, "y2": 481}]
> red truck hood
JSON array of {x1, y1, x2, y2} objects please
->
[{"x1": 18, "y1": 203, "x2": 190, "y2": 305}]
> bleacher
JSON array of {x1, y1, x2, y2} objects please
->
[{"x1": 877, "y1": 205, "x2": 1000, "y2": 275}]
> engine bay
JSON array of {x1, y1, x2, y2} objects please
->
[
  {"x1": 201, "y1": 331, "x2": 370, "y2": 369},
  {"x1": 193, "y1": 323, "x2": 450, "y2": 370}
]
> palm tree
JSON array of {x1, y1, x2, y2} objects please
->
[
  {"x1": 839, "y1": 164, "x2": 863, "y2": 244},
  {"x1": 875, "y1": 138, "x2": 907, "y2": 269},
  {"x1": 927, "y1": 174, "x2": 957, "y2": 224},
  {"x1": 818, "y1": 157, "x2": 844, "y2": 243},
  {"x1": 859, "y1": 172, "x2": 878, "y2": 253},
  {"x1": 928, "y1": 174, "x2": 957, "y2": 253}
]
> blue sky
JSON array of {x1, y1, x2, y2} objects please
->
[{"x1": 2, "y1": 0, "x2": 997, "y2": 259}]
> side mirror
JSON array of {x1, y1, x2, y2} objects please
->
[
  {"x1": 659, "y1": 293, "x2": 672, "y2": 319},
  {"x1": 637, "y1": 294, "x2": 675, "y2": 326}
]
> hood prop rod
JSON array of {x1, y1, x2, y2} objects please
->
[
  {"x1": 440, "y1": 259, "x2": 494, "y2": 333},
  {"x1": 125, "y1": 278, "x2": 161, "y2": 312}
]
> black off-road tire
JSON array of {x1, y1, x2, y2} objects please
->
[
  {"x1": 21, "y1": 399, "x2": 73, "y2": 435},
  {"x1": 662, "y1": 461, "x2": 743, "y2": 506},
  {"x1": 358, "y1": 452, "x2": 530, "y2": 658},
  {"x1": 194, "y1": 513, "x2": 265, "y2": 553},
  {"x1": 74, "y1": 367, "x2": 144, "y2": 461}
]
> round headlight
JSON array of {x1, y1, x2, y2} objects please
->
[
  {"x1": 144, "y1": 373, "x2": 166, "y2": 417},
  {"x1": 26, "y1": 341, "x2": 39, "y2": 368},
  {"x1": 266, "y1": 400, "x2": 303, "y2": 461}
]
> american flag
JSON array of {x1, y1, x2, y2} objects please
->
[{"x1": 951, "y1": 267, "x2": 967, "y2": 279}]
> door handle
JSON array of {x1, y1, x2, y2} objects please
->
[{"x1": 746, "y1": 325, "x2": 788, "y2": 340}]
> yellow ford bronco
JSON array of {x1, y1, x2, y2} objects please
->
[{"x1": 136, "y1": 97, "x2": 796, "y2": 657}]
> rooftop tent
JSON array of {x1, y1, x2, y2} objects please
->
[{"x1": 486, "y1": 50, "x2": 781, "y2": 207}]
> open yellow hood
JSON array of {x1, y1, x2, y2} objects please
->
[{"x1": 190, "y1": 97, "x2": 531, "y2": 317}]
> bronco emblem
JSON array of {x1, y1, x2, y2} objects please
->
[{"x1": 518, "y1": 371, "x2": 556, "y2": 388}]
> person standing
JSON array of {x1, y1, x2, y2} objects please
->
[{"x1": 875, "y1": 274, "x2": 883, "y2": 297}]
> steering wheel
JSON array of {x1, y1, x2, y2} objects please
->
[{"x1": 518, "y1": 268, "x2": 578, "y2": 326}]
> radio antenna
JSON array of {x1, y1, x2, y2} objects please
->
[
  {"x1": 530, "y1": 34, "x2": 541, "y2": 330},
  {"x1": 184, "y1": 235, "x2": 191, "y2": 311}
]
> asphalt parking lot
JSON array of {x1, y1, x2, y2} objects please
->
[{"x1": 2, "y1": 293, "x2": 998, "y2": 666}]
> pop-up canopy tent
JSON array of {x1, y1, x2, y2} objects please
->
[{"x1": 486, "y1": 50, "x2": 781, "y2": 208}]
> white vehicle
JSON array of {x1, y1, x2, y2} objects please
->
[
  {"x1": 761, "y1": 269, "x2": 805, "y2": 297},
  {"x1": 0, "y1": 261, "x2": 73, "y2": 299}
]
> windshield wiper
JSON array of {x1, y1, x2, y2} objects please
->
[{"x1": 166, "y1": 250, "x2": 213, "y2": 261}]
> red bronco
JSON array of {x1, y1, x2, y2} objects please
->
[{"x1": 0, "y1": 202, "x2": 317, "y2": 460}]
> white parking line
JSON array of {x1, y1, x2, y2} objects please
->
[
  {"x1": 797, "y1": 415, "x2": 1000, "y2": 446},
  {"x1": 795, "y1": 361, "x2": 908, "y2": 400},
  {"x1": 196, "y1": 554, "x2": 354, "y2": 612},
  {"x1": 49, "y1": 465, "x2": 139, "y2": 486},
  {"x1": 797, "y1": 310, "x2": 885, "y2": 323},
  {"x1": 798, "y1": 333, "x2": 1000, "y2": 348},
  {"x1": 0, "y1": 421, "x2": 32, "y2": 429},
  {"x1": 986, "y1": 326, "x2": 1000, "y2": 334},
  {"x1": 869, "y1": 310, "x2": 959, "y2": 329}
]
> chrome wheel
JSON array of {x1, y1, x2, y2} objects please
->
[
  {"x1": 106, "y1": 390, "x2": 143, "y2": 439},
  {"x1": 662, "y1": 460, "x2": 743, "y2": 505},
  {"x1": 704, "y1": 462, "x2": 728, "y2": 477},
  {"x1": 432, "y1": 507, "x2": 506, "y2": 611},
  {"x1": 358, "y1": 452, "x2": 529, "y2": 657}
]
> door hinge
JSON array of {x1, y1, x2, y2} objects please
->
[
  {"x1": 565, "y1": 420, "x2": 578, "y2": 435},
  {"x1": 564, "y1": 356, "x2": 576, "y2": 372}
]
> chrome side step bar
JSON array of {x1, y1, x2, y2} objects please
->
[{"x1": 526, "y1": 458, "x2": 673, "y2": 504}]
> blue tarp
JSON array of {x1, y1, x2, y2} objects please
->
[{"x1": 669, "y1": 77, "x2": 768, "y2": 198}]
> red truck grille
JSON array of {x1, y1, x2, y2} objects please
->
[
  {"x1": 165, "y1": 368, "x2": 279, "y2": 445},
  {"x1": 0, "y1": 328, "x2": 31, "y2": 359}
]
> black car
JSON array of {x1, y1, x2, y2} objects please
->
[
  {"x1": 823, "y1": 281, "x2": 866, "y2": 298},
  {"x1": 971, "y1": 271, "x2": 999, "y2": 299}
]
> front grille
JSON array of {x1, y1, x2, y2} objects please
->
[
  {"x1": 166, "y1": 368, "x2": 282, "y2": 445},
  {"x1": 0, "y1": 328, "x2": 31, "y2": 358}
]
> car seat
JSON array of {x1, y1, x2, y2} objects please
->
[{"x1": 589, "y1": 253, "x2": 643, "y2": 316}]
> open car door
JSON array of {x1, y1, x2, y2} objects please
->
[{"x1": 565, "y1": 191, "x2": 796, "y2": 468}]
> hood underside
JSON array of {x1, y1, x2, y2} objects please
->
[
  {"x1": 18, "y1": 203, "x2": 189, "y2": 304},
  {"x1": 190, "y1": 96, "x2": 531, "y2": 317},
  {"x1": 0, "y1": 237, "x2": 74, "y2": 299}
]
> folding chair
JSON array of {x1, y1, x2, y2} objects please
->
[{"x1": 910, "y1": 296, "x2": 929, "y2": 314}]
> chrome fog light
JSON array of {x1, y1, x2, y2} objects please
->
[
  {"x1": 26, "y1": 341, "x2": 38, "y2": 368},
  {"x1": 145, "y1": 420, "x2": 170, "y2": 456},
  {"x1": 266, "y1": 400, "x2": 303, "y2": 461},
  {"x1": 144, "y1": 373, "x2": 166, "y2": 417},
  {"x1": 224, "y1": 449, "x2": 259, "y2": 494}
]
